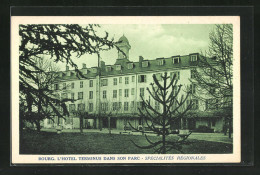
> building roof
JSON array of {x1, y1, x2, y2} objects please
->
[
  {"x1": 55, "y1": 53, "x2": 215, "y2": 81},
  {"x1": 118, "y1": 35, "x2": 130, "y2": 45}
]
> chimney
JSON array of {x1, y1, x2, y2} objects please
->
[
  {"x1": 82, "y1": 63, "x2": 86, "y2": 69},
  {"x1": 101, "y1": 61, "x2": 105, "y2": 69},
  {"x1": 139, "y1": 56, "x2": 144, "y2": 67},
  {"x1": 66, "y1": 66, "x2": 69, "y2": 71}
]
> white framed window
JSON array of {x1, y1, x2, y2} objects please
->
[
  {"x1": 113, "y1": 78, "x2": 117, "y2": 85},
  {"x1": 142, "y1": 61, "x2": 149, "y2": 67},
  {"x1": 131, "y1": 88, "x2": 135, "y2": 95},
  {"x1": 191, "y1": 69, "x2": 196, "y2": 79},
  {"x1": 116, "y1": 65, "x2": 121, "y2": 70},
  {"x1": 89, "y1": 103, "x2": 93, "y2": 112},
  {"x1": 132, "y1": 76, "x2": 135, "y2": 82},
  {"x1": 71, "y1": 93, "x2": 74, "y2": 100},
  {"x1": 106, "y1": 66, "x2": 112, "y2": 72},
  {"x1": 125, "y1": 77, "x2": 129, "y2": 84},
  {"x1": 113, "y1": 90, "x2": 117, "y2": 98},
  {"x1": 191, "y1": 55, "x2": 198, "y2": 62},
  {"x1": 80, "y1": 81, "x2": 83, "y2": 88},
  {"x1": 103, "y1": 90, "x2": 107, "y2": 99},
  {"x1": 71, "y1": 82, "x2": 74, "y2": 89},
  {"x1": 128, "y1": 63, "x2": 133, "y2": 69},
  {"x1": 138, "y1": 75, "x2": 147, "y2": 83},
  {"x1": 89, "y1": 91, "x2": 93, "y2": 99},
  {"x1": 173, "y1": 57, "x2": 180, "y2": 64},
  {"x1": 124, "y1": 89, "x2": 129, "y2": 97},
  {"x1": 158, "y1": 59, "x2": 164, "y2": 66},
  {"x1": 119, "y1": 77, "x2": 122, "y2": 83},
  {"x1": 89, "y1": 80, "x2": 93, "y2": 87},
  {"x1": 69, "y1": 104, "x2": 75, "y2": 113},
  {"x1": 124, "y1": 102, "x2": 129, "y2": 111},
  {"x1": 112, "y1": 102, "x2": 117, "y2": 111},
  {"x1": 78, "y1": 92, "x2": 83, "y2": 99},
  {"x1": 140, "y1": 88, "x2": 145, "y2": 97},
  {"x1": 119, "y1": 89, "x2": 122, "y2": 96}
]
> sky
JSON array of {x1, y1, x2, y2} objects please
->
[{"x1": 58, "y1": 24, "x2": 215, "y2": 70}]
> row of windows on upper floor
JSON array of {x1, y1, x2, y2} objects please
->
[
  {"x1": 58, "y1": 84, "x2": 197, "y2": 101},
  {"x1": 54, "y1": 70, "x2": 198, "y2": 90}
]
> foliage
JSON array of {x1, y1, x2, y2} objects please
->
[
  {"x1": 19, "y1": 24, "x2": 117, "y2": 128},
  {"x1": 191, "y1": 24, "x2": 233, "y2": 138},
  {"x1": 129, "y1": 72, "x2": 193, "y2": 154}
]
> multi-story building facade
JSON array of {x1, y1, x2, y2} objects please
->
[{"x1": 43, "y1": 35, "x2": 224, "y2": 132}]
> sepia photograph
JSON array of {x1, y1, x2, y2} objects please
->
[{"x1": 11, "y1": 16, "x2": 240, "y2": 163}]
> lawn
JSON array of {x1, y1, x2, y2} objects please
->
[{"x1": 20, "y1": 130, "x2": 232, "y2": 154}]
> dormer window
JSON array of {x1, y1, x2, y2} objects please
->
[
  {"x1": 142, "y1": 61, "x2": 149, "y2": 68},
  {"x1": 157, "y1": 59, "x2": 164, "y2": 66},
  {"x1": 127, "y1": 63, "x2": 134, "y2": 69},
  {"x1": 59, "y1": 72, "x2": 63, "y2": 78},
  {"x1": 106, "y1": 66, "x2": 112, "y2": 72},
  {"x1": 173, "y1": 57, "x2": 180, "y2": 64},
  {"x1": 116, "y1": 65, "x2": 121, "y2": 71},
  {"x1": 190, "y1": 55, "x2": 198, "y2": 62},
  {"x1": 91, "y1": 67, "x2": 97, "y2": 73}
]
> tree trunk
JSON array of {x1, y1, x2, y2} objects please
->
[
  {"x1": 108, "y1": 116, "x2": 111, "y2": 134},
  {"x1": 35, "y1": 121, "x2": 41, "y2": 133},
  {"x1": 228, "y1": 117, "x2": 232, "y2": 138},
  {"x1": 80, "y1": 116, "x2": 83, "y2": 133}
]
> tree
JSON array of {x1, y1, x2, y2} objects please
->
[
  {"x1": 73, "y1": 104, "x2": 89, "y2": 133},
  {"x1": 191, "y1": 24, "x2": 233, "y2": 138},
  {"x1": 129, "y1": 72, "x2": 193, "y2": 154},
  {"x1": 19, "y1": 24, "x2": 117, "y2": 132}
]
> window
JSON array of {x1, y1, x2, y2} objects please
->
[
  {"x1": 112, "y1": 102, "x2": 117, "y2": 111},
  {"x1": 101, "y1": 79, "x2": 108, "y2": 86},
  {"x1": 190, "y1": 84, "x2": 196, "y2": 94},
  {"x1": 63, "y1": 83, "x2": 66, "y2": 89},
  {"x1": 103, "y1": 90, "x2": 107, "y2": 99},
  {"x1": 125, "y1": 77, "x2": 129, "y2": 84},
  {"x1": 158, "y1": 59, "x2": 164, "y2": 66},
  {"x1": 78, "y1": 92, "x2": 83, "y2": 99},
  {"x1": 89, "y1": 80, "x2": 93, "y2": 87},
  {"x1": 106, "y1": 66, "x2": 112, "y2": 72},
  {"x1": 173, "y1": 86, "x2": 178, "y2": 96},
  {"x1": 170, "y1": 72, "x2": 180, "y2": 80},
  {"x1": 69, "y1": 104, "x2": 75, "y2": 112},
  {"x1": 131, "y1": 101, "x2": 135, "y2": 108},
  {"x1": 128, "y1": 63, "x2": 133, "y2": 69},
  {"x1": 138, "y1": 75, "x2": 147, "y2": 83},
  {"x1": 71, "y1": 82, "x2": 74, "y2": 89},
  {"x1": 119, "y1": 89, "x2": 122, "y2": 96},
  {"x1": 113, "y1": 90, "x2": 117, "y2": 98},
  {"x1": 101, "y1": 103, "x2": 108, "y2": 111},
  {"x1": 113, "y1": 78, "x2": 117, "y2": 85},
  {"x1": 142, "y1": 61, "x2": 149, "y2": 67},
  {"x1": 191, "y1": 69, "x2": 196, "y2": 79},
  {"x1": 132, "y1": 76, "x2": 135, "y2": 82},
  {"x1": 54, "y1": 84, "x2": 59, "y2": 90},
  {"x1": 61, "y1": 93, "x2": 68, "y2": 100},
  {"x1": 124, "y1": 89, "x2": 129, "y2": 97},
  {"x1": 78, "y1": 103, "x2": 85, "y2": 111},
  {"x1": 89, "y1": 91, "x2": 93, "y2": 99},
  {"x1": 173, "y1": 57, "x2": 180, "y2": 64},
  {"x1": 124, "y1": 102, "x2": 129, "y2": 111},
  {"x1": 131, "y1": 88, "x2": 135, "y2": 95},
  {"x1": 89, "y1": 103, "x2": 93, "y2": 112},
  {"x1": 191, "y1": 55, "x2": 198, "y2": 62},
  {"x1": 80, "y1": 81, "x2": 83, "y2": 88},
  {"x1": 118, "y1": 102, "x2": 122, "y2": 109},
  {"x1": 191, "y1": 99, "x2": 199, "y2": 110},
  {"x1": 71, "y1": 93, "x2": 74, "y2": 100},
  {"x1": 140, "y1": 88, "x2": 145, "y2": 97},
  {"x1": 92, "y1": 67, "x2": 97, "y2": 73},
  {"x1": 116, "y1": 65, "x2": 121, "y2": 70},
  {"x1": 155, "y1": 101, "x2": 160, "y2": 111},
  {"x1": 119, "y1": 77, "x2": 122, "y2": 83},
  {"x1": 138, "y1": 101, "x2": 145, "y2": 110}
]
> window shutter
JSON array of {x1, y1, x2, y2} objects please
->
[
  {"x1": 138, "y1": 75, "x2": 141, "y2": 82},
  {"x1": 144, "y1": 75, "x2": 147, "y2": 82}
]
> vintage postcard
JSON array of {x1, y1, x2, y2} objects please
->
[{"x1": 11, "y1": 16, "x2": 240, "y2": 164}]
